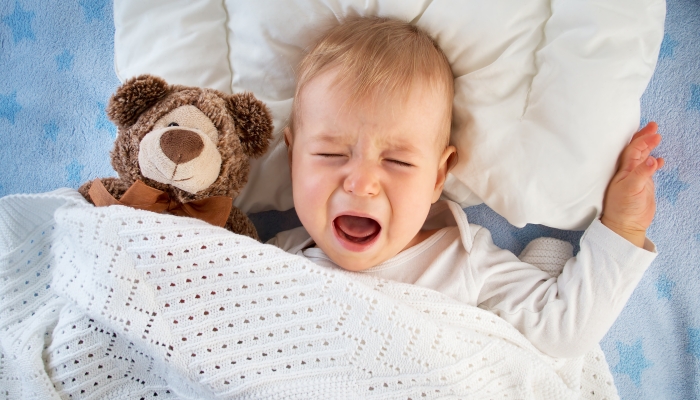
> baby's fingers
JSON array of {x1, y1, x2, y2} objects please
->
[
  {"x1": 628, "y1": 155, "x2": 663, "y2": 192},
  {"x1": 620, "y1": 132, "x2": 662, "y2": 173},
  {"x1": 631, "y1": 122, "x2": 658, "y2": 142}
]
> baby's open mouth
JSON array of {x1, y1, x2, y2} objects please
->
[{"x1": 333, "y1": 215, "x2": 381, "y2": 244}]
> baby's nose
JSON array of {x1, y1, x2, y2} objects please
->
[{"x1": 343, "y1": 164, "x2": 380, "y2": 197}]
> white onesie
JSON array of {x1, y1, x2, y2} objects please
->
[{"x1": 268, "y1": 200, "x2": 657, "y2": 358}]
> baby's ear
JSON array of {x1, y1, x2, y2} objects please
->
[
  {"x1": 445, "y1": 148, "x2": 459, "y2": 172},
  {"x1": 432, "y1": 146, "x2": 458, "y2": 203},
  {"x1": 107, "y1": 75, "x2": 170, "y2": 129},
  {"x1": 284, "y1": 127, "x2": 294, "y2": 169},
  {"x1": 225, "y1": 92, "x2": 274, "y2": 158}
]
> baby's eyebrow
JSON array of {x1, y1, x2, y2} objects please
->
[
  {"x1": 386, "y1": 142, "x2": 421, "y2": 154},
  {"x1": 380, "y1": 138, "x2": 422, "y2": 155},
  {"x1": 309, "y1": 132, "x2": 424, "y2": 155},
  {"x1": 309, "y1": 132, "x2": 352, "y2": 145},
  {"x1": 313, "y1": 134, "x2": 345, "y2": 143}
]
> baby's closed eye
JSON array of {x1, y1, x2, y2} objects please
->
[
  {"x1": 384, "y1": 158, "x2": 413, "y2": 167},
  {"x1": 315, "y1": 153, "x2": 345, "y2": 157},
  {"x1": 311, "y1": 152, "x2": 414, "y2": 168}
]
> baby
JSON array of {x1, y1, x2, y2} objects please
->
[{"x1": 269, "y1": 17, "x2": 663, "y2": 358}]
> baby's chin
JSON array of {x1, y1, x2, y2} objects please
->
[
  {"x1": 317, "y1": 226, "x2": 428, "y2": 272},
  {"x1": 327, "y1": 252, "x2": 387, "y2": 272},
  {"x1": 319, "y1": 238, "x2": 407, "y2": 272},
  {"x1": 316, "y1": 237, "x2": 393, "y2": 272}
]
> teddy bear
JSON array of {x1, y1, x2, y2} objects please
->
[{"x1": 78, "y1": 74, "x2": 273, "y2": 240}]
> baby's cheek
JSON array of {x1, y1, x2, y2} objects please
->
[
  {"x1": 388, "y1": 176, "x2": 435, "y2": 232},
  {"x1": 291, "y1": 170, "x2": 328, "y2": 231},
  {"x1": 294, "y1": 176, "x2": 325, "y2": 207}
]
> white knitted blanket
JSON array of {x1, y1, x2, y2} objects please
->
[{"x1": 0, "y1": 189, "x2": 619, "y2": 399}]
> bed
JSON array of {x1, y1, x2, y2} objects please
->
[{"x1": 1, "y1": 0, "x2": 699, "y2": 398}]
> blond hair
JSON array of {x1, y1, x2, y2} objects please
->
[{"x1": 290, "y1": 16, "x2": 454, "y2": 148}]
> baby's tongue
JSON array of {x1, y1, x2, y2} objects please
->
[{"x1": 336, "y1": 215, "x2": 379, "y2": 238}]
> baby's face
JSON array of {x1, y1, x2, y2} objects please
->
[{"x1": 287, "y1": 70, "x2": 454, "y2": 271}]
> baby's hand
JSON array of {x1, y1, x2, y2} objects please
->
[{"x1": 601, "y1": 122, "x2": 664, "y2": 248}]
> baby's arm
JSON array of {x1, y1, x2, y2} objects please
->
[
  {"x1": 471, "y1": 123, "x2": 662, "y2": 358},
  {"x1": 471, "y1": 222, "x2": 656, "y2": 359},
  {"x1": 600, "y1": 122, "x2": 664, "y2": 247}
]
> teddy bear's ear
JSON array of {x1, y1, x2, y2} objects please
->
[
  {"x1": 225, "y1": 92, "x2": 274, "y2": 158},
  {"x1": 106, "y1": 75, "x2": 171, "y2": 129}
]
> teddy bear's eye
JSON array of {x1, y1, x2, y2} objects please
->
[{"x1": 168, "y1": 122, "x2": 179, "y2": 127}]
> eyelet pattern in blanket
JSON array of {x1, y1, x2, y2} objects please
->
[{"x1": 0, "y1": 189, "x2": 618, "y2": 399}]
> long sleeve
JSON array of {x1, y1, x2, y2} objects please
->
[{"x1": 470, "y1": 219, "x2": 657, "y2": 358}]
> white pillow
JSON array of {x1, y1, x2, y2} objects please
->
[{"x1": 114, "y1": 0, "x2": 664, "y2": 230}]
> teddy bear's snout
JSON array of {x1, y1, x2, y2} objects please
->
[{"x1": 160, "y1": 129, "x2": 204, "y2": 165}]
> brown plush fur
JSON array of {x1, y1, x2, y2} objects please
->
[{"x1": 79, "y1": 74, "x2": 273, "y2": 240}]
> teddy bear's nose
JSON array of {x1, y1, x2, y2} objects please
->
[{"x1": 160, "y1": 129, "x2": 205, "y2": 164}]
